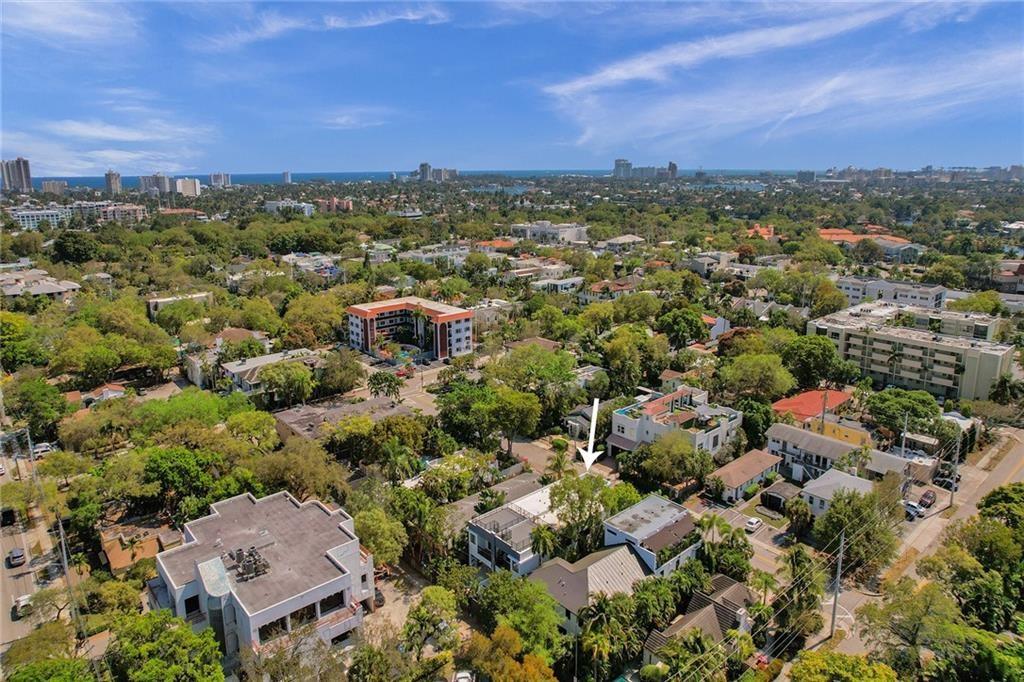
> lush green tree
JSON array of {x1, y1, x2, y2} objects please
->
[
  {"x1": 918, "y1": 542, "x2": 1016, "y2": 632},
  {"x1": 38, "y1": 450, "x2": 92, "y2": 487},
  {"x1": 6, "y1": 374, "x2": 70, "y2": 440},
  {"x1": 736, "y1": 398, "x2": 774, "y2": 449},
  {"x1": 781, "y1": 335, "x2": 843, "y2": 390},
  {"x1": 641, "y1": 431, "x2": 714, "y2": 486},
  {"x1": 259, "y1": 360, "x2": 316, "y2": 406},
  {"x1": 319, "y1": 348, "x2": 367, "y2": 395},
  {"x1": 856, "y1": 578, "x2": 960, "y2": 679},
  {"x1": 402, "y1": 586, "x2": 458, "y2": 660},
  {"x1": 774, "y1": 544, "x2": 825, "y2": 642},
  {"x1": 2, "y1": 621, "x2": 75, "y2": 673},
  {"x1": 790, "y1": 651, "x2": 897, "y2": 682},
  {"x1": 813, "y1": 489, "x2": 899, "y2": 579},
  {"x1": 866, "y1": 388, "x2": 940, "y2": 436},
  {"x1": 355, "y1": 508, "x2": 408, "y2": 567},
  {"x1": 948, "y1": 290, "x2": 1006, "y2": 315},
  {"x1": 657, "y1": 308, "x2": 708, "y2": 349},
  {"x1": 600, "y1": 482, "x2": 642, "y2": 515},
  {"x1": 217, "y1": 338, "x2": 267, "y2": 364},
  {"x1": 784, "y1": 496, "x2": 814, "y2": 536},
  {"x1": 154, "y1": 300, "x2": 205, "y2": 335},
  {"x1": 367, "y1": 370, "x2": 404, "y2": 401},
  {"x1": 105, "y1": 610, "x2": 224, "y2": 682},
  {"x1": 282, "y1": 293, "x2": 344, "y2": 343},
  {"x1": 485, "y1": 344, "x2": 581, "y2": 429},
  {"x1": 7, "y1": 658, "x2": 95, "y2": 682},
  {"x1": 476, "y1": 570, "x2": 565, "y2": 664},
  {"x1": 224, "y1": 410, "x2": 279, "y2": 453},
  {"x1": 719, "y1": 353, "x2": 796, "y2": 401},
  {"x1": 53, "y1": 230, "x2": 99, "y2": 263},
  {"x1": 0, "y1": 311, "x2": 49, "y2": 369},
  {"x1": 485, "y1": 386, "x2": 542, "y2": 456},
  {"x1": 549, "y1": 473, "x2": 607, "y2": 560},
  {"x1": 633, "y1": 576, "x2": 677, "y2": 631}
]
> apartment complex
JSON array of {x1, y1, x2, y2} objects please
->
[
  {"x1": 1, "y1": 157, "x2": 32, "y2": 193},
  {"x1": 105, "y1": 170, "x2": 122, "y2": 195},
  {"x1": 509, "y1": 220, "x2": 589, "y2": 244},
  {"x1": 835, "y1": 276, "x2": 946, "y2": 308},
  {"x1": 808, "y1": 301, "x2": 1014, "y2": 400},
  {"x1": 347, "y1": 296, "x2": 474, "y2": 361},
  {"x1": 0, "y1": 268, "x2": 81, "y2": 303},
  {"x1": 607, "y1": 385, "x2": 743, "y2": 457},
  {"x1": 41, "y1": 180, "x2": 67, "y2": 195},
  {"x1": 7, "y1": 206, "x2": 71, "y2": 230},
  {"x1": 264, "y1": 199, "x2": 314, "y2": 217},
  {"x1": 176, "y1": 177, "x2": 202, "y2": 197},
  {"x1": 154, "y1": 492, "x2": 373, "y2": 665}
]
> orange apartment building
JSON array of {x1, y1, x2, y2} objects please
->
[{"x1": 346, "y1": 296, "x2": 474, "y2": 360}]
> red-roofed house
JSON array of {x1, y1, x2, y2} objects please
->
[
  {"x1": 746, "y1": 223, "x2": 775, "y2": 240},
  {"x1": 64, "y1": 383, "x2": 128, "y2": 408},
  {"x1": 772, "y1": 390, "x2": 853, "y2": 423}
]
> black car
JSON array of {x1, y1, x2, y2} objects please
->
[
  {"x1": 374, "y1": 588, "x2": 386, "y2": 608},
  {"x1": 934, "y1": 477, "x2": 959, "y2": 491}
]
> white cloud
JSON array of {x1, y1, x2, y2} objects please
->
[
  {"x1": 322, "y1": 106, "x2": 394, "y2": 130},
  {"x1": 195, "y1": 4, "x2": 449, "y2": 52},
  {"x1": 545, "y1": 5, "x2": 904, "y2": 98},
  {"x1": 1, "y1": 132, "x2": 202, "y2": 176},
  {"x1": 554, "y1": 47, "x2": 1022, "y2": 152},
  {"x1": 1, "y1": 1, "x2": 140, "y2": 46},
  {"x1": 41, "y1": 118, "x2": 209, "y2": 143}
]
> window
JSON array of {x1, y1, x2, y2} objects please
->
[
  {"x1": 320, "y1": 591, "x2": 346, "y2": 616},
  {"x1": 184, "y1": 595, "x2": 200, "y2": 617},
  {"x1": 291, "y1": 603, "x2": 317, "y2": 628},
  {"x1": 258, "y1": 616, "x2": 288, "y2": 644},
  {"x1": 361, "y1": 573, "x2": 368, "y2": 586}
]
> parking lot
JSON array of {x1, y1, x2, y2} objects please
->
[{"x1": 686, "y1": 496, "x2": 785, "y2": 574}]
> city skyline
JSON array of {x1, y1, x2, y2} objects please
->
[{"x1": 2, "y1": 1, "x2": 1022, "y2": 176}]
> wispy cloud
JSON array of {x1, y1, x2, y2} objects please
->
[
  {"x1": 1, "y1": 1, "x2": 140, "y2": 47},
  {"x1": 41, "y1": 118, "x2": 212, "y2": 143},
  {"x1": 195, "y1": 4, "x2": 449, "y2": 52},
  {"x1": 545, "y1": 5, "x2": 903, "y2": 98},
  {"x1": 2, "y1": 131, "x2": 203, "y2": 177},
  {"x1": 555, "y1": 47, "x2": 1022, "y2": 152},
  {"x1": 322, "y1": 106, "x2": 394, "y2": 130}
]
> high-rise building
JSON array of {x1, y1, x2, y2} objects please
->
[
  {"x1": 176, "y1": 178, "x2": 201, "y2": 197},
  {"x1": 418, "y1": 162, "x2": 432, "y2": 182},
  {"x1": 209, "y1": 172, "x2": 231, "y2": 188},
  {"x1": 668, "y1": 161, "x2": 678, "y2": 179},
  {"x1": 613, "y1": 159, "x2": 632, "y2": 178},
  {"x1": 41, "y1": 180, "x2": 68, "y2": 195},
  {"x1": 105, "y1": 169, "x2": 122, "y2": 195},
  {"x1": 282, "y1": 171, "x2": 292, "y2": 184},
  {"x1": 796, "y1": 170, "x2": 816, "y2": 183},
  {"x1": 139, "y1": 173, "x2": 174, "y2": 194},
  {"x1": 1, "y1": 157, "x2": 32, "y2": 193}
]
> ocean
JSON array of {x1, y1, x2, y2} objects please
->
[{"x1": 32, "y1": 169, "x2": 795, "y2": 190}]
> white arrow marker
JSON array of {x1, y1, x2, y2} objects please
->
[{"x1": 577, "y1": 397, "x2": 604, "y2": 471}]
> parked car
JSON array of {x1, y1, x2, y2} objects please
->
[
  {"x1": 7, "y1": 547, "x2": 26, "y2": 567},
  {"x1": 903, "y1": 500, "x2": 926, "y2": 518},
  {"x1": 12, "y1": 594, "x2": 32, "y2": 620},
  {"x1": 919, "y1": 490, "x2": 937, "y2": 508},
  {"x1": 0, "y1": 463, "x2": 6, "y2": 476},
  {"x1": 744, "y1": 517, "x2": 763, "y2": 533},
  {"x1": 454, "y1": 672, "x2": 474, "y2": 682},
  {"x1": 934, "y1": 477, "x2": 959, "y2": 491},
  {"x1": 31, "y1": 442, "x2": 53, "y2": 458},
  {"x1": 374, "y1": 588, "x2": 385, "y2": 608}
]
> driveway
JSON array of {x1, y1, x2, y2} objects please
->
[{"x1": 364, "y1": 564, "x2": 429, "y2": 631}]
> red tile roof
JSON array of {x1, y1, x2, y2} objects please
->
[{"x1": 772, "y1": 390, "x2": 853, "y2": 422}]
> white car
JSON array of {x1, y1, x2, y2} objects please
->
[
  {"x1": 744, "y1": 517, "x2": 763, "y2": 533},
  {"x1": 903, "y1": 500, "x2": 926, "y2": 518},
  {"x1": 31, "y1": 443, "x2": 52, "y2": 458},
  {"x1": 0, "y1": 463, "x2": 6, "y2": 476},
  {"x1": 454, "y1": 672, "x2": 474, "y2": 682}
]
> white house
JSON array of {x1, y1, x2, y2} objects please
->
[
  {"x1": 603, "y1": 495, "x2": 702, "y2": 576},
  {"x1": 799, "y1": 469, "x2": 874, "y2": 517},
  {"x1": 709, "y1": 449, "x2": 783, "y2": 504}
]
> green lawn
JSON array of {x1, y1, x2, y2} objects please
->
[{"x1": 739, "y1": 498, "x2": 788, "y2": 529}]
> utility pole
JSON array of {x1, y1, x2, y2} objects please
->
[
  {"x1": 819, "y1": 389, "x2": 828, "y2": 435},
  {"x1": 951, "y1": 428, "x2": 963, "y2": 507},
  {"x1": 830, "y1": 529, "x2": 845, "y2": 639},
  {"x1": 900, "y1": 412, "x2": 909, "y2": 454}
]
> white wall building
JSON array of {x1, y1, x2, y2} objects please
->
[
  {"x1": 264, "y1": 200, "x2": 314, "y2": 217},
  {"x1": 154, "y1": 492, "x2": 373, "y2": 667},
  {"x1": 509, "y1": 220, "x2": 589, "y2": 244},
  {"x1": 835, "y1": 276, "x2": 946, "y2": 308},
  {"x1": 603, "y1": 495, "x2": 702, "y2": 576},
  {"x1": 176, "y1": 177, "x2": 202, "y2": 197}
]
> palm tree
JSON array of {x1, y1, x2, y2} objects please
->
[
  {"x1": 545, "y1": 450, "x2": 571, "y2": 481},
  {"x1": 379, "y1": 436, "x2": 416, "y2": 483},
  {"x1": 658, "y1": 630, "x2": 726, "y2": 682},
  {"x1": 530, "y1": 525, "x2": 557, "y2": 560},
  {"x1": 698, "y1": 513, "x2": 729, "y2": 544},
  {"x1": 749, "y1": 569, "x2": 777, "y2": 606}
]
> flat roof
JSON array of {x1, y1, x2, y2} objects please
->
[
  {"x1": 346, "y1": 296, "x2": 471, "y2": 321},
  {"x1": 605, "y1": 495, "x2": 687, "y2": 539},
  {"x1": 157, "y1": 492, "x2": 358, "y2": 615},
  {"x1": 275, "y1": 397, "x2": 413, "y2": 439}
]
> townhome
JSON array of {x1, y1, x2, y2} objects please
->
[
  {"x1": 708, "y1": 449, "x2": 783, "y2": 504},
  {"x1": 607, "y1": 385, "x2": 743, "y2": 457},
  {"x1": 0, "y1": 268, "x2": 81, "y2": 304},
  {"x1": 220, "y1": 349, "x2": 318, "y2": 396},
  {"x1": 153, "y1": 492, "x2": 374, "y2": 667},
  {"x1": 579, "y1": 278, "x2": 638, "y2": 303},
  {"x1": 184, "y1": 328, "x2": 273, "y2": 388},
  {"x1": 800, "y1": 469, "x2": 874, "y2": 517},
  {"x1": 467, "y1": 485, "x2": 558, "y2": 576},
  {"x1": 603, "y1": 495, "x2": 702, "y2": 576}
]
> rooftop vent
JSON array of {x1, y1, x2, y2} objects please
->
[{"x1": 229, "y1": 546, "x2": 270, "y2": 581}]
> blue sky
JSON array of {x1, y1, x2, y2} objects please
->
[{"x1": 2, "y1": 1, "x2": 1022, "y2": 176}]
